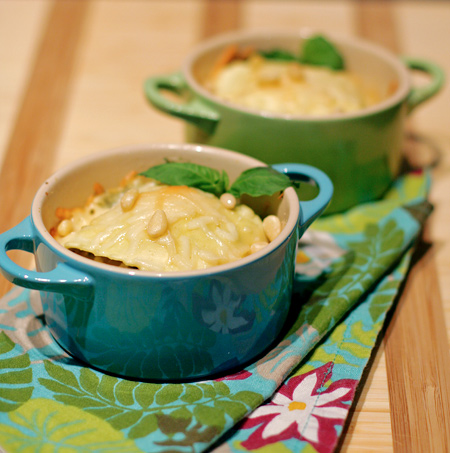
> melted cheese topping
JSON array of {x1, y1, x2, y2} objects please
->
[
  {"x1": 205, "y1": 54, "x2": 382, "y2": 116},
  {"x1": 54, "y1": 176, "x2": 269, "y2": 272}
]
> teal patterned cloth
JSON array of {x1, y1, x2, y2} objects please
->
[{"x1": 0, "y1": 171, "x2": 430, "y2": 453}]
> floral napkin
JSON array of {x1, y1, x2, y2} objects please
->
[{"x1": 0, "y1": 171, "x2": 430, "y2": 453}]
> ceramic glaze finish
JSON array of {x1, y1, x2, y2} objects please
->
[
  {"x1": 0, "y1": 144, "x2": 332, "y2": 380},
  {"x1": 33, "y1": 218, "x2": 297, "y2": 380},
  {"x1": 144, "y1": 30, "x2": 444, "y2": 214}
]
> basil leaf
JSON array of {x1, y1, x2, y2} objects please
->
[
  {"x1": 140, "y1": 163, "x2": 229, "y2": 197},
  {"x1": 140, "y1": 163, "x2": 292, "y2": 199},
  {"x1": 229, "y1": 167, "x2": 292, "y2": 198},
  {"x1": 300, "y1": 35, "x2": 344, "y2": 70},
  {"x1": 258, "y1": 49, "x2": 297, "y2": 61},
  {"x1": 258, "y1": 36, "x2": 344, "y2": 70}
]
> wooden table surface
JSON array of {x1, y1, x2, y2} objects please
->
[{"x1": 1, "y1": 1, "x2": 449, "y2": 451}]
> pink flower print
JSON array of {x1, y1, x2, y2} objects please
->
[
  {"x1": 241, "y1": 363, "x2": 357, "y2": 453},
  {"x1": 216, "y1": 370, "x2": 252, "y2": 381}
]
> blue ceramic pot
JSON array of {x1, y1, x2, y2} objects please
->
[{"x1": 0, "y1": 144, "x2": 333, "y2": 380}]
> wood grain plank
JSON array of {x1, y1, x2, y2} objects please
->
[
  {"x1": 200, "y1": 0, "x2": 243, "y2": 38},
  {"x1": 354, "y1": 2, "x2": 450, "y2": 452},
  {"x1": 384, "y1": 240, "x2": 450, "y2": 452},
  {"x1": 354, "y1": 0, "x2": 399, "y2": 51},
  {"x1": 0, "y1": 0, "x2": 90, "y2": 296}
]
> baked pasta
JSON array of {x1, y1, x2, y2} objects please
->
[
  {"x1": 52, "y1": 172, "x2": 281, "y2": 272},
  {"x1": 204, "y1": 48, "x2": 383, "y2": 116}
]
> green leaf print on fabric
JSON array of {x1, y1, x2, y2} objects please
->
[
  {"x1": 368, "y1": 264, "x2": 409, "y2": 324},
  {"x1": 297, "y1": 217, "x2": 406, "y2": 336},
  {"x1": 0, "y1": 332, "x2": 33, "y2": 412},
  {"x1": 304, "y1": 324, "x2": 358, "y2": 368},
  {"x1": 0, "y1": 398, "x2": 142, "y2": 452},
  {"x1": 341, "y1": 322, "x2": 380, "y2": 359},
  {"x1": 155, "y1": 419, "x2": 220, "y2": 450},
  {"x1": 293, "y1": 250, "x2": 356, "y2": 334},
  {"x1": 39, "y1": 360, "x2": 263, "y2": 445},
  {"x1": 349, "y1": 219, "x2": 405, "y2": 272},
  {"x1": 300, "y1": 319, "x2": 380, "y2": 371},
  {"x1": 315, "y1": 173, "x2": 430, "y2": 235}
]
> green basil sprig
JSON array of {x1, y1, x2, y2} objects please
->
[
  {"x1": 259, "y1": 34, "x2": 344, "y2": 70},
  {"x1": 227, "y1": 167, "x2": 292, "y2": 198},
  {"x1": 140, "y1": 163, "x2": 292, "y2": 198},
  {"x1": 140, "y1": 162, "x2": 228, "y2": 198},
  {"x1": 301, "y1": 35, "x2": 344, "y2": 70},
  {"x1": 258, "y1": 49, "x2": 297, "y2": 62}
]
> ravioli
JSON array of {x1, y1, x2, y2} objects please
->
[
  {"x1": 52, "y1": 174, "x2": 271, "y2": 272},
  {"x1": 205, "y1": 52, "x2": 382, "y2": 116}
]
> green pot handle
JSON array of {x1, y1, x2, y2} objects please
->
[
  {"x1": 402, "y1": 57, "x2": 445, "y2": 113},
  {"x1": 144, "y1": 72, "x2": 220, "y2": 134}
]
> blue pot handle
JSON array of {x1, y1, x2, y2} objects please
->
[
  {"x1": 272, "y1": 163, "x2": 333, "y2": 234},
  {"x1": 0, "y1": 217, "x2": 94, "y2": 300}
]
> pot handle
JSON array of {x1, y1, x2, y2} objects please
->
[
  {"x1": 0, "y1": 217, "x2": 94, "y2": 300},
  {"x1": 272, "y1": 163, "x2": 334, "y2": 234},
  {"x1": 144, "y1": 72, "x2": 220, "y2": 134},
  {"x1": 402, "y1": 57, "x2": 445, "y2": 113}
]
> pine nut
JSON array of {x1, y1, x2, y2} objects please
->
[
  {"x1": 263, "y1": 215, "x2": 281, "y2": 242},
  {"x1": 220, "y1": 193, "x2": 236, "y2": 209},
  {"x1": 120, "y1": 170, "x2": 138, "y2": 187},
  {"x1": 93, "y1": 182, "x2": 105, "y2": 195},
  {"x1": 57, "y1": 219, "x2": 73, "y2": 237},
  {"x1": 236, "y1": 205, "x2": 254, "y2": 218},
  {"x1": 250, "y1": 241, "x2": 269, "y2": 254},
  {"x1": 120, "y1": 188, "x2": 139, "y2": 211},
  {"x1": 147, "y1": 209, "x2": 168, "y2": 238},
  {"x1": 55, "y1": 207, "x2": 73, "y2": 220}
]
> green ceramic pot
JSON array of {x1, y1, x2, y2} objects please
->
[{"x1": 144, "y1": 30, "x2": 444, "y2": 214}]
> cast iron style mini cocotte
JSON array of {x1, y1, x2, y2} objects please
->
[
  {"x1": 144, "y1": 29, "x2": 444, "y2": 214},
  {"x1": 0, "y1": 144, "x2": 333, "y2": 380}
]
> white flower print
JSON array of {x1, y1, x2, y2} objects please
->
[{"x1": 249, "y1": 369, "x2": 351, "y2": 443}]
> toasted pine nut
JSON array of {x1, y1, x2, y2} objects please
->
[
  {"x1": 57, "y1": 219, "x2": 73, "y2": 237},
  {"x1": 147, "y1": 209, "x2": 168, "y2": 238},
  {"x1": 220, "y1": 193, "x2": 236, "y2": 209},
  {"x1": 250, "y1": 241, "x2": 269, "y2": 254},
  {"x1": 55, "y1": 207, "x2": 73, "y2": 220},
  {"x1": 120, "y1": 170, "x2": 138, "y2": 187},
  {"x1": 263, "y1": 215, "x2": 281, "y2": 242},
  {"x1": 120, "y1": 188, "x2": 139, "y2": 211},
  {"x1": 93, "y1": 182, "x2": 105, "y2": 195},
  {"x1": 210, "y1": 44, "x2": 239, "y2": 79}
]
